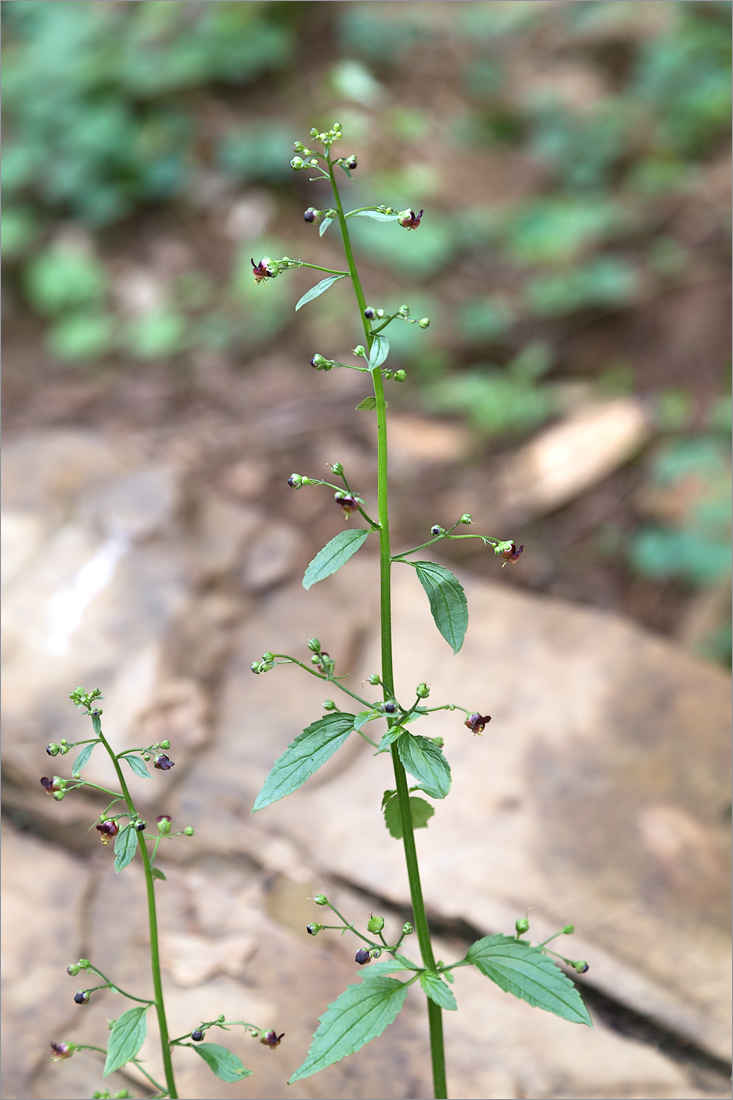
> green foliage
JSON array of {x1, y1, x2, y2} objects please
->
[
  {"x1": 71, "y1": 741, "x2": 97, "y2": 778},
  {"x1": 628, "y1": 433, "x2": 731, "y2": 588},
  {"x1": 113, "y1": 824, "x2": 138, "y2": 873},
  {"x1": 303, "y1": 529, "x2": 370, "y2": 590},
  {"x1": 420, "y1": 971, "x2": 458, "y2": 1012},
  {"x1": 409, "y1": 561, "x2": 468, "y2": 654},
  {"x1": 295, "y1": 274, "x2": 348, "y2": 312},
  {"x1": 288, "y1": 975, "x2": 409, "y2": 1083},
  {"x1": 121, "y1": 755, "x2": 151, "y2": 780},
  {"x1": 252, "y1": 713, "x2": 356, "y2": 812},
  {"x1": 189, "y1": 1043, "x2": 251, "y2": 1083},
  {"x1": 466, "y1": 935, "x2": 592, "y2": 1026},
  {"x1": 103, "y1": 1006, "x2": 148, "y2": 1076},
  {"x1": 421, "y1": 342, "x2": 557, "y2": 440},
  {"x1": 396, "y1": 733, "x2": 452, "y2": 800},
  {"x1": 382, "y1": 791, "x2": 435, "y2": 839}
]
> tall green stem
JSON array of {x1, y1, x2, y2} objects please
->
[
  {"x1": 328, "y1": 159, "x2": 448, "y2": 1100},
  {"x1": 95, "y1": 718, "x2": 178, "y2": 1099}
]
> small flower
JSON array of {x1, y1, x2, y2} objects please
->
[
  {"x1": 251, "y1": 257, "x2": 273, "y2": 284},
  {"x1": 306, "y1": 922, "x2": 322, "y2": 935},
  {"x1": 154, "y1": 754, "x2": 174, "y2": 770},
  {"x1": 260, "y1": 1030, "x2": 285, "y2": 1049},
  {"x1": 494, "y1": 540, "x2": 524, "y2": 566},
  {"x1": 191, "y1": 1029, "x2": 205, "y2": 1042},
  {"x1": 96, "y1": 820, "x2": 119, "y2": 845},
  {"x1": 50, "y1": 1041, "x2": 73, "y2": 1061},
  {"x1": 465, "y1": 713, "x2": 491, "y2": 735},
  {"x1": 354, "y1": 948, "x2": 371, "y2": 965},
  {"x1": 40, "y1": 776, "x2": 60, "y2": 795},
  {"x1": 156, "y1": 815, "x2": 172, "y2": 834},
  {"x1": 398, "y1": 209, "x2": 423, "y2": 231},
  {"x1": 74, "y1": 990, "x2": 90, "y2": 1005},
  {"x1": 335, "y1": 492, "x2": 359, "y2": 516},
  {"x1": 46, "y1": 743, "x2": 60, "y2": 756},
  {"x1": 303, "y1": 208, "x2": 317, "y2": 223}
]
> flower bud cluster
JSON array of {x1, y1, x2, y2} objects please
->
[
  {"x1": 308, "y1": 121, "x2": 343, "y2": 147},
  {"x1": 310, "y1": 353, "x2": 335, "y2": 371},
  {"x1": 251, "y1": 651, "x2": 276, "y2": 675},
  {"x1": 69, "y1": 686, "x2": 103, "y2": 711}
]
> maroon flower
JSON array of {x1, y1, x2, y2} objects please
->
[
  {"x1": 40, "y1": 776, "x2": 60, "y2": 795},
  {"x1": 335, "y1": 492, "x2": 359, "y2": 516},
  {"x1": 260, "y1": 1030, "x2": 285, "y2": 1049},
  {"x1": 354, "y1": 948, "x2": 371, "y2": 965},
  {"x1": 398, "y1": 209, "x2": 423, "y2": 231},
  {"x1": 500, "y1": 543, "x2": 524, "y2": 566},
  {"x1": 50, "y1": 1041, "x2": 72, "y2": 1061},
  {"x1": 154, "y1": 754, "x2": 174, "y2": 770},
  {"x1": 251, "y1": 258, "x2": 272, "y2": 284},
  {"x1": 465, "y1": 713, "x2": 491, "y2": 735},
  {"x1": 95, "y1": 820, "x2": 119, "y2": 845}
]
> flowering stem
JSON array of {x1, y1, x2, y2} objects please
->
[
  {"x1": 93, "y1": 714, "x2": 178, "y2": 1099},
  {"x1": 327, "y1": 156, "x2": 448, "y2": 1100}
]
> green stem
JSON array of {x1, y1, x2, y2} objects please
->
[
  {"x1": 94, "y1": 716, "x2": 178, "y2": 1099},
  {"x1": 328, "y1": 157, "x2": 448, "y2": 1100}
]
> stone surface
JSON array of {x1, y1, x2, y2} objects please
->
[{"x1": 2, "y1": 426, "x2": 730, "y2": 1100}]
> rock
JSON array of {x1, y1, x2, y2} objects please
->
[
  {"x1": 193, "y1": 557, "x2": 731, "y2": 1063},
  {"x1": 241, "y1": 520, "x2": 301, "y2": 592},
  {"x1": 495, "y1": 397, "x2": 651, "y2": 520}
]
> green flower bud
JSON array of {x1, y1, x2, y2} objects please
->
[
  {"x1": 416, "y1": 683, "x2": 430, "y2": 698},
  {"x1": 418, "y1": 317, "x2": 430, "y2": 329},
  {"x1": 290, "y1": 156, "x2": 304, "y2": 170},
  {"x1": 262, "y1": 652, "x2": 274, "y2": 662},
  {"x1": 78, "y1": 959, "x2": 91, "y2": 970},
  {"x1": 431, "y1": 736, "x2": 444, "y2": 749},
  {"x1": 183, "y1": 826, "x2": 194, "y2": 836},
  {"x1": 402, "y1": 922, "x2": 413, "y2": 935},
  {"x1": 331, "y1": 462, "x2": 344, "y2": 476},
  {"x1": 383, "y1": 370, "x2": 393, "y2": 380},
  {"x1": 309, "y1": 127, "x2": 319, "y2": 138},
  {"x1": 53, "y1": 790, "x2": 65, "y2": 801},
  {"x1": 142, "y1": 752, "x2": 151, "y2": 761},
  {"x1": 306, "y1": 923, "x2": 322, "y2": 936},
  {"x1": 394, "y1": 370, "x2": 407, "y2": 382},
  {"x1": 314, "y1": 894, "x2": 328, "y2": 906},
  {"x1": 515, "y1": 917, "x2": 530, "y2": 935},
  {"x1": 353, "y1": 344, "x2": 366, "y2": 358},
  {"x1": 323, "y1": 700, "x2": 336, "y2": 711},
  {"x1": 46, "y1": 743, "x2": 60, "y2": 757},
  {"x1": 368, "y1": 673, "x2": 381, "y2": 685},
  {"x1": 367, "y1": 915, "x2": 385, "y2": 934},
  {"x1": 307, "y1": 638, "x2": 321, "y2": 652},
  {"x1": 60, "y1": 739, "x2": 68, "y2": 745},
  {"x1": 67, "y1": 963, "x2": 80, "y2": 976},
  {"x1": 156, "y1": 815, "x2": 172, "y2": 835},
  {"x1": 563, "y1": 925, "x2": 575, "y2": 935},
  {"x1": 399, "y1": 304, "x2": 410, "y2": 316},
  {"x1": 460, "y1": 514, "x2": 473, "y2": 525},
  {"x1": 293, "y1": 141, "x2": 305, "y2": 153},
  {"x1": 287, "y1": 473, "x2": 303, "y2": 488},
  {"x1": 159, "y1": 739, "x2": 170, "y2": 750},
  {"x1": 573, "y1": 960, "x2": 589, "y2": 974}
]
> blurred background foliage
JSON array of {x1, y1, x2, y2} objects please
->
[{"x1": 2, "y1": 0, "x2": 730, "y2": 662}]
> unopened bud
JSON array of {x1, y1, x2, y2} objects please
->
[
  {"x1": 313, "y1": 894, "x2": 328, "y2": 906},
  {"x1": 288, "y1": 473, "x2": 303, "y2": 488},
  {"x1": 367, "y1": 915, "x2": 385, "y2": 933},
  {"x1": 416, "y1": 683, "x2": 430, "y2": 698},
  {"x1": 402, "y1": 922, "x2": 413, "y2": 935},
  {"x1": 331, "y1": 462, "x2": 344, "y2": 476},
  {"x1": 515, "y1": 917, "x2": 530, "y2": 935},
  {"x1": 460, "y1": 514, "x2": 473, "y2": 525},
  {"x1": 418, "y1": 318, "x2": 430, "y2": 329}
]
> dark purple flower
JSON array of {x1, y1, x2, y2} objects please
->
[
  {"x1": 251, "y1": 258, "x2": 272, "y2": 284},
  {"x1": 500, "y1": 542, "x2": 524, "y2": 566},
  {"x1": 50, "y1": 1041, "x2": 72, "y2": 1061},
  {"x1": 398, "y1": 209, "x2": 423, "y2": 231},
  {"x1": 74, "y1": 990, "x2": 90, "y2": 1005},
  {"x1": 40, "y1": 776, "x2": 59, "y2": 795},
  {"x1": 465, "y1": 713, "x2": 492, "y2": 735},
  {"x1": 335, "y1": 493, "x2": 359, "y2": 516},
  {"x1": 95, "y1": 820, "x2": 119, "y2": 845},
  {"x1": 260, "y1": 1030, "x2": 285, "y2": 1049},
  {"x1": 191, "y1": 1029, "x2": 205, "y2": 1042},
  {"x1": 154, "y1": 754, "x2": 174, "y2": 771},
  {"x1": 303, "y1": 208, "x2": 317, "y2": 223},
  {"x1": 354, "y1": 948, "x2": 371, "y2": 965}
]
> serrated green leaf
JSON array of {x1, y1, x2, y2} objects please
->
[
  {"x1": 113, "y1": 824, "x2": 138, "y2": 873},
  {"x1": 345, "y1": 210, "x2": 400, "y2": 223},
  {"x1": 252, "y1": 713, "x2": 356, "y2": 812},
  {"x1": 295, "y1": 273, "x2": 347, "y2": 311},
  {"x1": 151, "y1": 866, "x2": 166, "y2": 881},
  {"x1": 121, "y1": 754, "x2": 151, "y2": 779},
  {"x1": 354, "y1": 709, "x2": 379, "y2": 730},
  {"x1": 383, "y1": 792, "x2": 435, "y2": 838},
  {"x1": 368, "y1": 334, "x2": 390, "y2": 371},
  {"x1": 375, "y1": 726, "x2": 405, "y2": 753},
  {"x1": 356, "y1": 396, "x2": 378, "y2": 411},
  {"x1": 410, "y1": 561, "x2": 468, "y2": 653},
  {"x1": 303, "y1": 529, "x2": 369, "y2": 589},
  {"x1": 466, "y1": 935, "x2": 592, "y2": 1026},
  {"x1": 288, "y1": 976, "x2": 408, "y2": 1083},
  {"x1": 319, "y1": 216, "x2": 334, "y2": 237},
  {"x1": 103, "y1": 1006, "x2": 149, "y2": 1075},
  {"x1": 190, "y1": 1042, "x2": 252, "y2": 1082},
  {"x1": 71, "y1": 741, "x2": 97, "y2": 778},
  {"x1": 420, "y1": 971, "x2": 458, "y2": 1011},
  {"x1": 396, "y1": 734, "x2": 451, "y2": 799}
]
